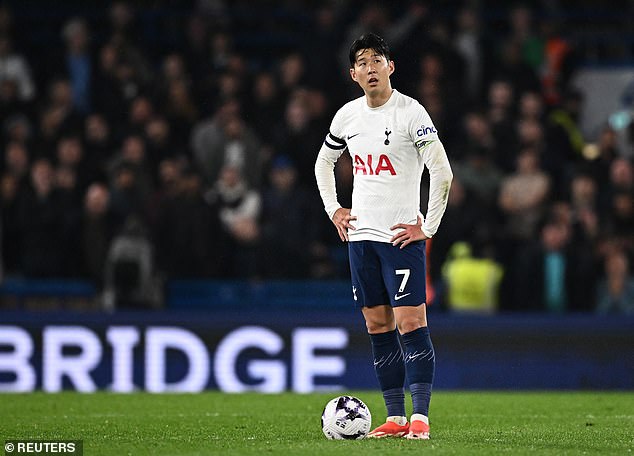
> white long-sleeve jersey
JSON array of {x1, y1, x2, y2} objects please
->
[{"x1": 315, "y1": 89, "x2": 453, "y2": 242}]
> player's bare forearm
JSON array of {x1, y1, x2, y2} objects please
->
[
  {"x1": 332, "y1": 208, "x2": 357, "y2": 242},
  {"x1": 390, "y1": 215, "x2": 428, "y2": 249}
]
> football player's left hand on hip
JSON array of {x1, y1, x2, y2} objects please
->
[{"x1": 390, "y1": 216, "x2": 428, "y2": 249}]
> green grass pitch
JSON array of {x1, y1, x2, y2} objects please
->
[{"x1": 1, "y1": 391, "x2": 633, "y2": 455}]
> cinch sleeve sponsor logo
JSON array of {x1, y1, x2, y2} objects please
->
[{"x1": 416, "y1": 126, "x2": 437, "y2": 136}]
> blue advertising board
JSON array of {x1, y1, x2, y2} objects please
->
[{"x1": 1, "y1": 310, "x2": 633, "y2": 392}]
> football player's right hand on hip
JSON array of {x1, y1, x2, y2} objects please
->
[{"x1": 332, "y1": 208, "x2": 357, "y2": 242}]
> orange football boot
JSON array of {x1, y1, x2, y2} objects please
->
[
  {"x1": 406, "y1": 414, "x2": 430, "y2": 440},
  {"x1": 367, "y1": 417, "x2": 409, "y2": 438}
]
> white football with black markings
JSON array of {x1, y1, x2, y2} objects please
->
[{"x1": 321, "y1": 395, "x2": 372, "y2": 440}]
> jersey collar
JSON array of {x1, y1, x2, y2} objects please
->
[{"x1": 363, "y1": 89, "x2": 398, "y2": 113}]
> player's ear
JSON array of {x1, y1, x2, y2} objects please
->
[
  {"x1": 349, "y1": 67, "x2": 357, "y2": 82},
  {"x1": 388, "y1": 59, "x2": 395, "y2": 76}
]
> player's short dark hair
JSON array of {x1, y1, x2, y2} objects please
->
[{"x1": 348, "y1": 33, "x2": 391, "y2": 67}]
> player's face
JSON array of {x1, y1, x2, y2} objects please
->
[{"x1": 350, "y1": 49, "x2": 394, "y2": 95}]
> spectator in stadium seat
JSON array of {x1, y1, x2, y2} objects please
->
[
  {"x1": 35, "y1": 79, "x2": 83, "y2": 159},
  {"x1": 596, "y1": 250, "x2": 634, "y2": 315},
  {"x1": 107, "y1": 160, "x2": 145, "y2": 226},
  {"x1": 0, "y1": 5, "x2": 15, "y2": 42},
  {"x1": 512, "y1": 221, "x2": 569, "y2": 312},
  {"x1": 0, "y1": 81, "x2": 31, "y2": 125},
  {"x1": 155, "y1": 165, "x2": 221, "y2": 278},
  {"x1": 191, "y1": 100, "x2": 263, "y2": 188},
  {"x1": 117, "y1": 134, "x2": 153, "y2": 197},
  {"x1": 603, "y1": 191, "x2": 634, "y2": 248},
  {"x1": 545, "y1": 89, "x2": 586, "y2": 190},
  {"x1": 194, "y1": 32, "x2": 238, "y2": 105},
  {"x1": 245, "y1": 72, "x2": 284, "y2": 146},
  {"x1": 146, "y1": 157, "x2": 179, "y2": 223},
  {"x1": 155, "y1": 53, "x2": 189, "y2": 96},
  {"x1": 128, "y1": 95, "x2": 154, "y2": 132},
  {"x1": 0, "y1": 35, "x2": 35, "y2": 102},
  {"x1": 82, "y1": 113, "x2": 113, "y2": 179},
  {"x1": 109, "y1": 56, "x2": 149, "y2": 127},
  {"x1": 569, "y1": 173, "x2": 597, "y2": 212},
  {"x1": 452, "y1": 145, "x2": 503, "y2": 214},
  {"x1": 163, "y1": 79, "x2": 199, "y2": 149},
  {"x1": 487, "y1": 79, "x2": 519, "y2": 171},
  {"x1": 304, "y1": 89, "x2": 331, "y2": 147},
  {"x1": 54, "y1": 164, "x2": 80, "y2": 207},
  {"x1": 3, "y1": 141, "x2": 29, "y2": 185},
  {"x1": 454, "y1": 110, "x2": 495, "y2": 162},
  {"x1": 274, "y1": 92, "x2": 324, "y2": 187},
  {"x1": 107, "y1": 2, "x2": 152, "y2": 86},
  {"x1": 495, "y1": 39, "x2": 541, "y2": 95},
  {"x1": 302, "y1": 4, "x2": 346, "y2": 96},
  {"x1": 567, "y1": 174, "x2": 601, "y2": 249},
  {"x1": 453, "y1": 6, "x2": 496, "y2": 103},
  {"x1": 427, "y1": 19, "x2": 469, "y2": 88},
  {"x1": 3, "y1": 116, "x2": 32, "y2": 151},
  {"x1": 181, "y1": 15, "x2": 209, "y2": 92},
  {"x1": 498, "y1": 147, "x2": 550, "y2": 242},
  {"x1": 518, "y1": 91, "x2": 544, "y2": 123},
  {"x1": 17, "y1": 159, "x2": 70, "y2": 277},
  {"x1": 415, "y1": 53, "x2": 461, "y2": 138},
  {"x1": 79, "y1": 182, "x2": 116, "y2": 284},
  {"x1": 259, "y1": 155, "x2": 321, "y2": 278},
  {"x1": 507, "y1": 4, "x2": 544, "y2": 73},
  {"x1": 209, "y1": 31, "x2": 233, "y2": 73},
  {"x1": 60, "y1": 18, "x2": 93, "y2": 114},
  {"x1": 205, "y1": 164, "x2": 261, "y2": 278},
  {"x1": 56, "y1": 135, "x2": 101, "y2": 195},
  {"x1": 512, "y1": 220, "x2": 593, "y2": 312},
  {"x1": 601, "y1": 157, "x2": 633, "y2": 210},
  {"x1": 143, "y1": 116, "x2": 181, "y2": 172},
  {"x1": 278, "y1": 53, "x2": 307, "y2": 103},
  {"x1": 92, "y1": 44, "x2": 127, "y2": 127}
]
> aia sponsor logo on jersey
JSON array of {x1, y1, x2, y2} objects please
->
[{"x1": 353, "y1": 154, "x2": 396, "y2": 175}]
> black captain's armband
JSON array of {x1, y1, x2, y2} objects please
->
[{"x1": 325, "y1": 132, "x2": 346, "y2": 150}]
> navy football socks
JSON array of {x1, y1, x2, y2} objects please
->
[
  {"x1": 401, "y1": 326, "x2": 435, "y2": 417},
  {"x1": 369, "y1": 329, "x2": 406, "y2": 417}
]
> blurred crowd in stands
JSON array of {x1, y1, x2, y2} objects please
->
[{"x1": 0, "y1": 1, "x2": 633, "y2": 313}]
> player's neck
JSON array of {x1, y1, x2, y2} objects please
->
[{"x1": 365, "y1": 86, "x2": 394, "y2": 108}]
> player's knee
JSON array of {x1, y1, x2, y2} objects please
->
[
  {"x1": 365, "y1": 319, "x2": 395, "y2": 334},
  {"x1": 397, "y1": 318, "x2": 424, "y2": 334}
]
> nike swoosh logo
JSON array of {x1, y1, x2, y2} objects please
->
[
  {"x1": 394, "y1": 293, "x2": 411, "y2": 301},
  {"x1": 347, "y1": 133, "x2": 360, "y2": 140},
  {"x1": 373, "y1": 357, "x2": 385, "y2": 366},
  {"x1": 406, "y1": 353, "x2": 424, "y2": 362}
]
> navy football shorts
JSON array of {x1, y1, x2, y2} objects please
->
[{"x1": 348, "y1": 240, "x2": 427, "y2": 308}]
